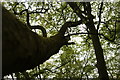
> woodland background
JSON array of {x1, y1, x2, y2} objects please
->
[{"x1": 2, "y1": 1, "x2": 120, "y2": 80}]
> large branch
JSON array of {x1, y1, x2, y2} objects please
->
[{"x1": 2, "y1": 6, "x2": 80, "y2": 77}]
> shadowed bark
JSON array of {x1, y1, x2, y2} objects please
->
[
  {"x1": 2, "y1": 6, "x2": 82, "y2": 76},
  {"x1": 67, "y1": 2, "x2": 109, "y2": 80}
]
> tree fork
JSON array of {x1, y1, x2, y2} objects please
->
[{"x1": 68, "y1": 2, "x2": 109, "y2": 80}]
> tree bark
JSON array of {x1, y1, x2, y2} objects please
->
[
  {"x1": 68, "y1": 2, "x2": 109, "y2": 80},
  {"x1": 2, "y1": 6, "x2": 82, "y2": 76},
  {"x1": 86, "y1": 21, "x2": 109, "y2": 80}
]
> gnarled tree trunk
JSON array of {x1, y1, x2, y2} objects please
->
[{"x1": 2, "y1": 6, "x2": 81, "y2": 76}]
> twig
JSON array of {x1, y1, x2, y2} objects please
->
[
  {"x1": 58, "y1": 20, "x2": 82, "y2": 36},
  {"x1": 67, "y1": 2, "x2": 87, "y2": 21},
  {"x1": 31, "y1": 25, "x2": 47, "y2": 37},
  {"x1": 97, "y1": 2, "x2": 103, "y2": 31},
  {"x1": 69, "y1": 32, "x2": 115, "y2": 42}
]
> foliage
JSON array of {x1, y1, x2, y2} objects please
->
[{"x1": 2, "y1": 1, "x2": 120, "y2": 79}]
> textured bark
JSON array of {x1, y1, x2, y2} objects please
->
[
  {"x1": 68, "y1": 2, "x2": 109, "y2": 80},
  {"x1": 2, "y1": 6, "x2": 81, "y2": 76}
]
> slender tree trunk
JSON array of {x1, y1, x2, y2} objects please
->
[
  {"x1": 67, "y1": 2, "x2": 109, "y2": 80},
  {"x1": 86, "y1": 21, "x2": 109, "y2": 80}
]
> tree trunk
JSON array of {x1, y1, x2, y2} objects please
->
[
  {"x1": 2, "y1": 6, "x2": 64, "y2": 76},
  {"x1": 67, "y1": 2, "x2": 109, "y2": 80},
  {"x1": 2, "y1": 6, "x2": 81, "y2": 76},
  {"x1": 86, "y1": 21, "x2": 109, "y2": 80}
]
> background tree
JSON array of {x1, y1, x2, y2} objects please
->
[{"x1": 2, "y1": 1, "x2": 120, "y2": 80}]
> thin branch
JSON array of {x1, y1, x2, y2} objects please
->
[
  {"x1": 11, "y1": 73, "x2": 14, "y2": 80},
  {"x1": 13, "y1": 3, "x2": 48, "y2": 15},
  {"x1": 114, "y1": 20, "x2": 117, "y2": 37},
  {"x1": 13, "y1": 4, "x2": 48, "y2": 37},
  {"x1": 58, "y1": 20, "x2": 82, "y2": 36},
  {"x1": 69, "y1": 32, "x2": 101, "y2": 36},
  {"x1": 43, "y1": 60, "x2": 71, "y2": 73},
  {"x1": 29, "y1": 8, "x2": 49, "y2": 14},
  {"x1": 97, "y1": 2, "x2": 103, "y2": 31},
  {"x1": 13, "y1": 2, "x2": 19, "y2": 15},
  {"x1": 37, "y1": 66, "x2": 42, "y2": 80},
  {"x1": 67, "y1": 2, "x2": 87, "y2": 21},
  {"x1": 86, "y1": 2, "x2": 92, "y2": 16},
  {"x1": 31, "y1": 25, "x2": 47, "y2": 37},
  {"x1": 69, "y1": 32, "x2": 115, "y2": 42}
]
